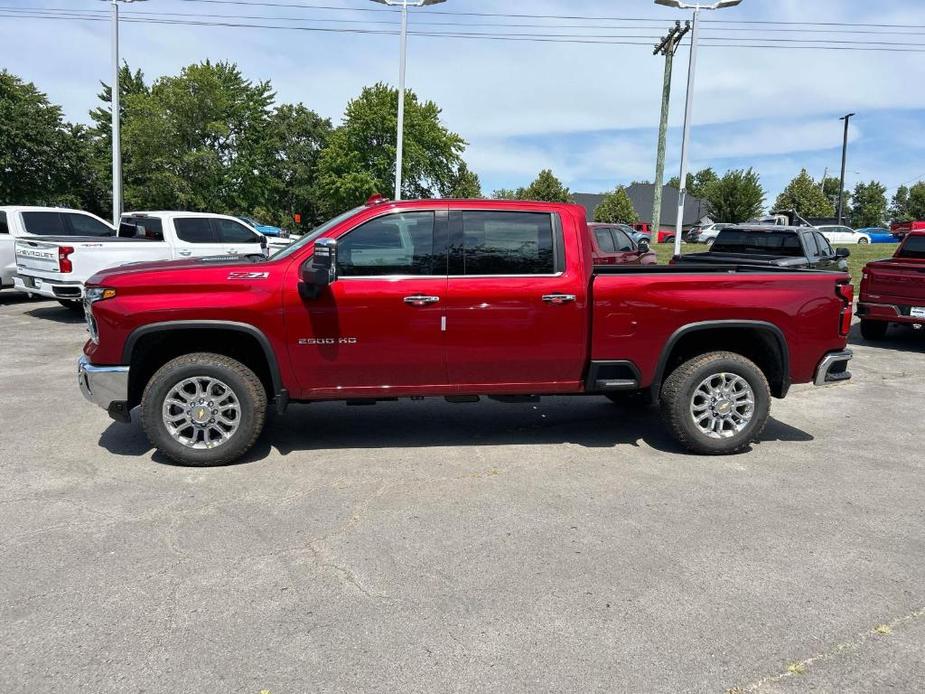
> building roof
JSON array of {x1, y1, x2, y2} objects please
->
[{"x1": 574, "y1": 183, "x2": 709, "y2": 227}]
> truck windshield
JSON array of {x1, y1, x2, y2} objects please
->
[
  {"x1": 897, "y1": 235, "x2": 925, "y2": 259},
  {"x1": 270, "y1": 206, "x2": 363, "y2": 261},
  {"x1": 711, "y1": 230, "x2": 804, "y2": 257}
]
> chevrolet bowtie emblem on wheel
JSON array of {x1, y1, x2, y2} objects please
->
[{"x1": 298, "y1": 337, "x2": 358, "y2": 345}]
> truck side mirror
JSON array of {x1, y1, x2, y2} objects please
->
[
  {"x1": 836, "y1": 247, "x2": 850, "y2": 258},
  {"x1": 299, "y1": 238, "x2": 337, "y2": 299},
  {"x1": 259, "y1": 234, "x2": 269, "y2": 257},
  {"x1": 637, "y1": 238, "x2": 650, "y2": 254}
]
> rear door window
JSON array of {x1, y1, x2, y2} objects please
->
[
  {"x1": 65, "y1": 213, "x2": 113, "y2": 237},
  {"x1": 212, "y1": 218, "x2": 261, "y2": 244},
  {"x1": 594, "y1": 228, "x2": 615, "y2": 252},
  {"x1": 461, "y1": 211, "x2": 555, "y2": 275},
  {"x1": 121, "y1": 216, "x2": 164, "y2": 240},
  {"x1": 21, "y1": 211, "x2": 67, "y2": 236},
  {"x1": 174, "y1": 218, "x2": 217, "y2": 243}
]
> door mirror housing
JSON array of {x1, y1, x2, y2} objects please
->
[
  {"x1": 637, "y1": 237, "x2": 651, "y2": 254},
  {"x1": 835, "y1": 247, "x2": 850, "y2": 258},
  {"x1": 299, "y1": 237, "x2": 337, "y2": 299}
]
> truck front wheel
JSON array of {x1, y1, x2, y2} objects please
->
[
  {"x1": 660, "y1": 351, "x2": 770, "y2": 455},
  {"x1": 141, "y1": 352, "x2": 267, "y2": 466}
]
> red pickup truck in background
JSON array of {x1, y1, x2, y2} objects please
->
[
  {"x1": 889, "y1": 221, "x2": 925, "y2": 240},
  {"x1": 587, "y1": 223, "x2": 656, "y2": 265},
  {"x1": 78, "y1": 198, "x2": 854, "y2": 466},
  {"x1": 858, "y1": 231, "x2": 925, "y2": 340}
]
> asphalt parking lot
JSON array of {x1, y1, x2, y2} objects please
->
[{"x1": 0, "y1": 293, "x2": 923, "y2": 693}]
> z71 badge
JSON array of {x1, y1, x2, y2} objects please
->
[
  {"x1": 227, "y1": 271, "x2": 270, "y2": 280},
  {"x1": 298, "y1": 337, "x2": 358, "y2": 345}
]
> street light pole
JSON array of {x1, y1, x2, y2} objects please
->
[
  {"x1": 371, "y1": 0, "x2": 446, "y2": 201},
  {"x1": 110, "y1": 0, "x2": 121, "y2": 226},
  {"x1": 655, "y1": 0, "x2": 743, "y2": 257},
  {"x1": 837, "y1": 113, "x2": 855, "y2": 225},
  {"x1": 102, "y1": 0, "x2": 147, "y2": 227}
]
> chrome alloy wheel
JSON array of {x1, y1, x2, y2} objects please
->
[
  {"x1": 162, "y1": 376, "x2": 241, "y2": 449},
  {"x1": 689, "y1": 372, "x2": 755, "y2": 439}
]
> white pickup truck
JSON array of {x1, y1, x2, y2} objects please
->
[
  {"x1": 13, "y1": 211, "x2": 273, "y2": 308},
  {"x1": 2, "y1": 206, "x2": 117, "y2": 295}
]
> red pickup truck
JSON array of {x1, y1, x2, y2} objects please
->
[
  {"x1": 78, "y1": 198, "x2": 854, "y2": 466},
  {"x1": 858, "y1": 231, "x2": 925, "y2": 339}
]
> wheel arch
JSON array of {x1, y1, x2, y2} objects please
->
[
  {"x1": 652, "y1": 320, "x2": 791, "y2": 401},
  {"x1": 123, "y1": 321, "x2": 284, "y2": 410}
]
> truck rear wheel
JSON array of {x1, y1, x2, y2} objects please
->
[
  {"x1": 860, "y1": 319, "x2": 888, "y2": 341},
  {"x1": 141, "y1": 352, "x2": 267, "y2": 466},
  {"x1": 660, "y1": 351, "x2": 770, "y2": 455}
]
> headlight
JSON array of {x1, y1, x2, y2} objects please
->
[
  {"x1": 85, "y1": 287, "x2": 117, "y2": 303},
  {"x1": 83, "y1": 287, "x2": 115, "y2": 344}
]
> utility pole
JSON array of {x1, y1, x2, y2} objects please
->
[
  {"x1": 837, "y1": 113, "x2": 855, "y2": 225},
  {"x1": 651, "y1": 21, "x2": 689, "y2": 241}
]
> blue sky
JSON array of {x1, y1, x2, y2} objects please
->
[{"x1": 3, "y1": 0, "x2": 925, "y2": 207}]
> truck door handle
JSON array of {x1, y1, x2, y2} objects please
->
[
  {"x1": 178, "y1": 250, "x2": 192, "y2": 256},
  {"x1": 542, "y1": 293, "x2": 576, "y2": 304},
  {"x1": 403, "y1": 295, "x2": 440, "y2": 306}
]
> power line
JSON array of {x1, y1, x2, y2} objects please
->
[
  {"x1": 5, "y1": 8, "x2": 925, "y2": 52},
  {"x1": 7, "y1": 5, "x2": 925, "y2": 38},
  {"x1": 176, "y1": 0, "x2": 925, "y2": 30}
]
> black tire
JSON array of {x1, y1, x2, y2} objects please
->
[
  {"x1": 858, "y1": 238, "x2": 869, "y2": 245},
  {"x1": 660, "y1": 351, "x2": 770, "y2": 455},
  {"x1": 58, "y1": 299, "x2": 83, "y2": 313},
  {"x1": 141, "y1": 352, "x2": 267, "y2": 466},
  {"x1": 860, "y1": 319, "x2": 888, "y2": 341},
  {"x1": 663, "y1": 236, "x2": 675, "y2": 244}
]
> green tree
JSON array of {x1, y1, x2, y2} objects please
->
[
  {"x1": 264, "y1": 103, "x2": 332, "y2": 229},
  {"x1": 115, "y1": 60, "x2": 277, "y2": 213},
  {"x1": 890, "y1": 185, "x2": 912, "y2": 223},
  {"x1": 593, "y1": 186, "x2": 637, "y2": 224},
  {"x1": 314, "y1": 83, "x2": 465, "y2": 216},
  {"x1": 668, "y1": 168, "x2": 718, "y2": 199},
  {"x1": 491, "y1": 188, "x2": 519, "y2": 200},
  {"x1": 890, "y1": 185, "x2": 910, "y2": 223},
  {"x1": 774, "y1": 169, "x2": 834, "y2": 218},
  {"x1": 442, "y1": 161, "x2": 482, "y2": 198},
  {"x1": 0, "y1": 70, "x2": 90, "y2": 207},
  {"x1": 907, "y1": 181, "x2": 925, "y2": 220},
  {"x1": 701, "y1": 168, "x2": 765, "y2": 223},
  {"x1": 520, "y1": 169, "x2": 571, "y2": 202},
  {"x1": 849, "y1": 180, "x2": 887, "y2": 228},
  {"x1": 820, "y1": 175, "x2": 848, "y2": 214}
]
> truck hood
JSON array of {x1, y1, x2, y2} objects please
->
[{"x1": 87, "y1": 254, "x2": 276, "y2": 288}]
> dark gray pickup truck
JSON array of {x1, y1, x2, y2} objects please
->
[{"x1": 673, "y1": 225, "x2": 849, "y2": 271}]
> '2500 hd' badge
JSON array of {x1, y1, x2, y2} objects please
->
[
  {"x1": 298, "y1": 337, "x2": 358, "y2": 345},
  {"x1": 227, "y1": 271, "x2": 270, "y2": 280}
]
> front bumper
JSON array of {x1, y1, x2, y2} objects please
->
[
  {"x1": 14, "y1": 274, "x2": 84, "y2": 300},
  {"x1": 814, "y1": 350, "x2": 853, "y2": 386},
  {"x1": 78, "y1": 356, "x2": 131, "y2": 420}
]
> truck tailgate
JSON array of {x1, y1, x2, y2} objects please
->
[
  {"x1": 15, "y1": 239, "x2": 61, "y2": 273},
  {"x1": 864, "y1": 260, "x2": 925, "y2": 305}
]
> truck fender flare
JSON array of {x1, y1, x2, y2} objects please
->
[
  {"x1": 122, "y1": 320, "x2": 284, "y2": 399},
  {"x1": 652, "y1": 320, "x2": 790, "y2": 398}
]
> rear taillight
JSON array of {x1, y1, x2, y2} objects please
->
[
  {"x1": 837, "y1": 281, "x2": 854, "y2": 336},
  {"x1": 59, "y1": 246, "x2": 74, "y2": 274}
]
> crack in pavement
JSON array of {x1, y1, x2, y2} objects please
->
[{"x1": 726, "y1": 606, "x2": 925, "y2": 693}]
